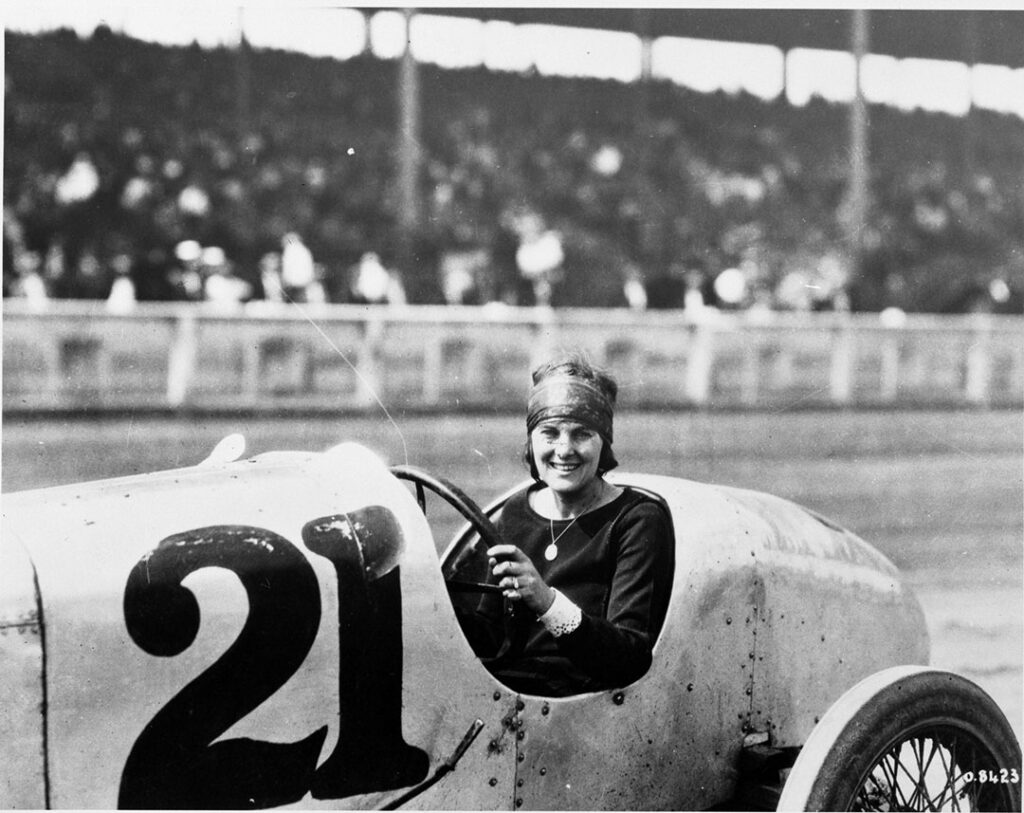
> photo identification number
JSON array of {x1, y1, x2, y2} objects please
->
[{"x1": 962, "y1": 769, "x2": 1021, "y2": 784}]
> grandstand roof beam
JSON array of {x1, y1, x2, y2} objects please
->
[{"x1": 414, "y1": 8, "x2": 1024, "y2": 69}]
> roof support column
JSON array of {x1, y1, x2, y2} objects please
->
[
  {"x1": 845, "y1": 9, "x2": 870, "y2": 291},
  {"x1": 397, "y1": 8, "x2": 422, "y2": 270}
]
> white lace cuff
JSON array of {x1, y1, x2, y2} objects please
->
[{"x1": 538, "y1": 589, "x2": 582, "y2": 637}]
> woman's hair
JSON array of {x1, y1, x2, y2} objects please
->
[{"x1": 522, "y1": 352, "x2": 619, "y2": 479}]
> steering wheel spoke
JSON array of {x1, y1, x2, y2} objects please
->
[{"x1": 445, "y1": 580, "x2": 505, "y2": 595}]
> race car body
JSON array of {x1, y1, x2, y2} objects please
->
[{"x1": 0, "y1": 441, "x2": 962, "y2": 810}]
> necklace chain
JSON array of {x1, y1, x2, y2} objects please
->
[{"x1": 544, "y1": 488, "x2": 601, "y2": 561}]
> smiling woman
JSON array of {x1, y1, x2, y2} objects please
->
[{"x1": 455, "y1": 353, "x2": 675, "y2": 697}]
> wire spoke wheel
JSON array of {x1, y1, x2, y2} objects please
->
[
  {"x1": 778, "y1": 667, "x2": 1022, "y2": 812},
  {"x1": 850, "y1": 727, "x2": 1011, "y2": 811}
]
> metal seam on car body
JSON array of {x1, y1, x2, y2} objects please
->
[{"x1": 31, "y1": 560, "x2": 52, "y2": 810}]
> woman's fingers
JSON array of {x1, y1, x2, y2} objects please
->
[
  {"x1": 488, "y1": 544, "x2": 529, "y2": 577},
  {"x1": 487, "y1": 545, "x2": 551, "y2": 611},
  {"x1": 492, "y1": 560, "x2": 519, "y2": 577},
  {"x1": 487, "y1": 544, "x2": 523, "y2": 561}
]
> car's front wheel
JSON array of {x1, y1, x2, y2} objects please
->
[{"x1": 777, "y1": 666, "x2": 1021, "y2": 812}]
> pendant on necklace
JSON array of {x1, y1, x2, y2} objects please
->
[{"x1": 544, "y1": 543, "x2": 559, "y2": 561}]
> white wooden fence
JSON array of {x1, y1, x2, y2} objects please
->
[{"x1": 3, "y1": 301, "x2": 1022, "y2": 412}]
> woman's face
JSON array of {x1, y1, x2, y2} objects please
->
[{"x1": 531, "y1": 419, "x2": 603, "y2": 498}]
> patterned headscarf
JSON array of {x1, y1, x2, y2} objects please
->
[{"x1": 526, "y1": 374, "x2": 614, "y2": 444}]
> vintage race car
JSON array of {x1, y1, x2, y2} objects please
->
[{"x1": 2, "y1": 439, "x2": 1020, "y2": 810}]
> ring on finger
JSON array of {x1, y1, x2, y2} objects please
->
[{"x1": 513, "y1": 577, "x2": 519, "y2": 590}]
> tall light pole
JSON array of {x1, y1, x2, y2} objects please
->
[
  {"x1": 235, "y1": 7, "x2": 251, "y2": 139},
  {"x1": 846, "y1": 9, "x2": 870, "y2": 286},
  {"x1": 397, "y1": 8, "x2": 422, "y2": 271}
]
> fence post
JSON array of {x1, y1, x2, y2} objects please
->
[
  {"x1": 830, "y1": 317, "x2": 853, "y2": 405},
  {"x1": 880, "y1": 328, "x2": 901, "y2": 403},
  {"x1": 241, "y1": 330, "x2": 260, "y2": 399},
  {"x1": 357, "y1": 314, "x2": 384, "y2": 408},
  {"x1": 529, "y1": 308, "x2": 558, "y2": 373},
  {"x1": 773, "y1": 343, "x2": 795, "y2": 391},
  {"x1": 44, "y1": 333, "x2": 62, "y2": 400},
  {"x1": 167, "y1": 311, "x2": 198, "y2": 408},
  {"x1": 422, "y1": 331, "x2": 443, "y2": 406},
  {"x1": 965, "y1": 314, "x2": 992, "y2": 406},
  {"x1": 685, "y1": 320, "x2": 713, "y2": 406},
  {"x1": 740, "y1": 336, "x2": 759, "y2": 407}
]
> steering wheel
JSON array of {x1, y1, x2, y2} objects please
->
[{"x1": 390, "y1": 465, "x2": 505, "y2": 595}]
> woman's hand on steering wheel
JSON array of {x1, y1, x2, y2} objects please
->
[{"x1": 488, "y1": 544, "x2": 556, "y2": 616}]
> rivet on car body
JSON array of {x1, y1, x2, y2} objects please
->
[
  {"x1": 516, "y1": 699, "x2": 525, "y2": 711},
  {"x1": 541, "y1": 703, "x2": 550, "y2": 715},
  {"x1": 540, "y1": 768, "x2": 547, "y2": 776},
  {"x1": 518, "y1": 753, "x2": 525, "y2": 763},
  {"x1": 517, "y1": 779, "x2": 524, "y2": 788},
  {"x1": 493, "y1": 691, "x2": 502, "y2": 701},
  {"x1": 489, "y1": 777, "x2": 498, "y2": 787},
  {"x1": 516, "y1": 799, "x2": 523, "y2": 808},
  {"x1": 725, "y1": 616, "x2": 732, "y2": 625},
  {"x1": 613, "y1": 692, "x2": 625, "y2": 705},
  {"x1": 517, "y1": 730, "x2": 525, "y2": 740},
  {"x1": 687, "y1": 683, "x2": 694, "y2": 691}
]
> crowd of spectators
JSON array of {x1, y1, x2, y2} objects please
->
[{"x1": 4, "y1": 26, "x2": 1023, "y2": 313}]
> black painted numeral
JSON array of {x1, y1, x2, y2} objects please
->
[
  {"x1": 119, "y1": 526, "x2": 326, "y2": 809},
  {"x1": 302, "y1": 508, "x2": 429, "y2": 798}
]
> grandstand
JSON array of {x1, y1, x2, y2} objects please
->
[{"x1": 4, "y1": 9, "x2": 1023, "y2": 315}]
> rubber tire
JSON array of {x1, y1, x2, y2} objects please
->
[{"x1": 777, "y1": 665, "x2": 1022, "y2": 811}]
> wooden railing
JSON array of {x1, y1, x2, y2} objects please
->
[{"x1": 4, "y1": 300, "x2": 1022, "y2": 412}]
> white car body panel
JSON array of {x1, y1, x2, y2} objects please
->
[{"x1": 0, "y1": 445, "x2": 928, "y2": 810}]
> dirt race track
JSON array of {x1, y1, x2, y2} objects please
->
[{"x1": 3, "y1": 409, "x2": 1022, "y2": 744}]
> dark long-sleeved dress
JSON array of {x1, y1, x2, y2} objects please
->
[{"x1": 460, "y1": 485, "x2": 674, "y2": 697}]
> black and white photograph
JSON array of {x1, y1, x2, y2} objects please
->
[{"x1": 2, "y1": 4, "x2": 1022, "y2": 810}]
